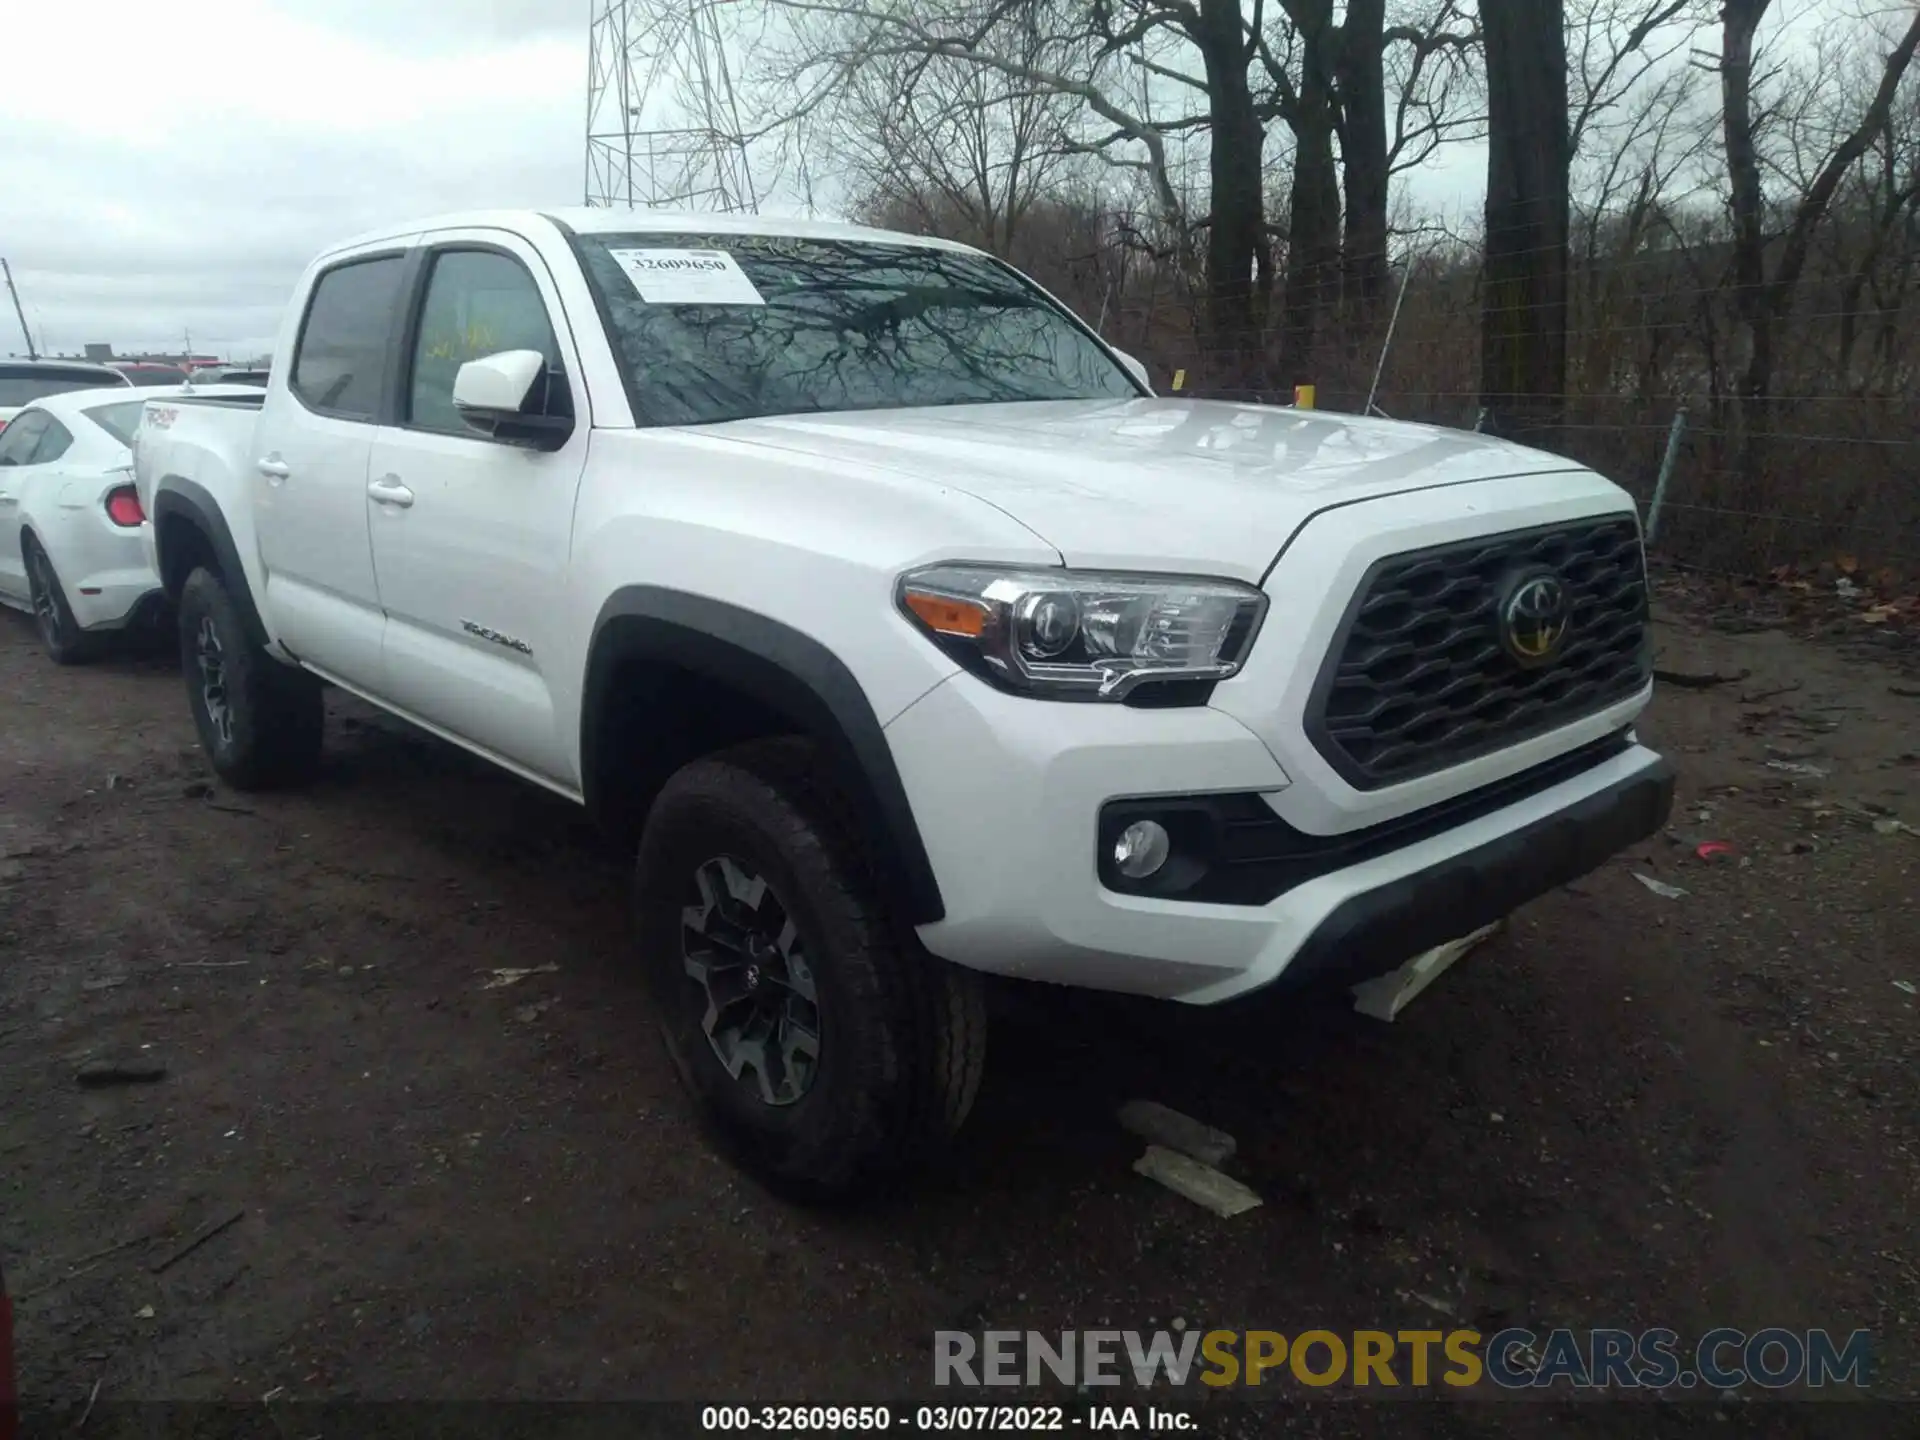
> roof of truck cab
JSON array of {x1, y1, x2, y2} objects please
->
[{"x1": 317, "y1": 208, "x2": 984, "y2": 261}]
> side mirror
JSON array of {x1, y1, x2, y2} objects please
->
[
  {"x1": 1114, "y1": 349, "x2": 1153, "y2": 393},
  {"x1": 452, "y1": 349, "x2": 572, "y2": 451}
]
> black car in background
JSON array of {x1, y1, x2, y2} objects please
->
[
  {"x1": 0, "y1": 359, "x2": 130, "y2": 429},
  {"x1": 110, "y1": 362, "x2": 191, "y2": 387},
  {"x1": 187, "y1": 365, "x2": 270, "y2": 387}
]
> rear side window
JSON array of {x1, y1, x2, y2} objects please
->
[
  {"x1": 0, "y1": 410, "x2": 48, "y2": 463},
  {"x1": 30, "y1": 417, "x2": 74, "y2": 464},
  {"x1": 85, "y1": 401, "x2": 147, "y2": 446},
  {"x1": 291, "y1": 256, "x2": 406, "y2": 419}
]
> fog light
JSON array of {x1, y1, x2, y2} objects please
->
[{"x1": 1113, "y1": 819, "x2": 1171, "y2": 880}]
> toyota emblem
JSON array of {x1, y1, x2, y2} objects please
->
[{"x1": 1499, "y1": 570, "x2": 1572, "y2": 666}]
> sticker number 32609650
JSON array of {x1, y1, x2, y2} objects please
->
[{"x1": 606, "y1": 248, "x2": 766, "y2": 306}]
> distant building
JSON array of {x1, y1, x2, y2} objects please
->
[{"x1": 77, "y1": 343, "x2": 222, "y2": 368}]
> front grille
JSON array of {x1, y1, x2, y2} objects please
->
[{"x1": 1308, "y1": 516, "x2": 1650, "y2": 789}]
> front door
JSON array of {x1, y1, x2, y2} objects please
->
[
  {"x1": 251, "y1": 248, "x2": 411, "y2": 686},
  {"x1": 365, "y1": 236, "x2": 590, "y2": 787}
]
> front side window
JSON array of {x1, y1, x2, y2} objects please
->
[
  {"x1": 291, "y1": 256, "x2": 406, "y2": 418},
  {"x1": 407, "y1": 249, "x2": 569, "y2": 434},
  {"x1": 573, "y1": 232, "x2": 1138, "y2": 428}
]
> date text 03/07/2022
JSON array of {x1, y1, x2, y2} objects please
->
[{"x1": 700, "y1": 1404, "x2": 1195, "y2": 1432}]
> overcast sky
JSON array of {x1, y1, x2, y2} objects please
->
[
  {"x1": 0, "y1": 0, "x2": 1835, "y2": 363},
  {"x1": 1, "y1": 0, "x2": 586, "y2": 359}
]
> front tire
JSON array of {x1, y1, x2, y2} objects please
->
[
  {"x1": 23, "y1": 536, "x2": 103, "y2": 666},
  {"x1": 177, "y1": 566, "x2": 324, "y2": 790},
  {"x1": 636, "y1": 737, "x2": 985, "y2": 1200}
]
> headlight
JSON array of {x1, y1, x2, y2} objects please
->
[{"x1": 896, "y1": 564, "x2": 1267, "y2": 700}]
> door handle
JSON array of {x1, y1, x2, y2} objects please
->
[
  {"x1": 257, "y1": 456, "x2": 291, "y2": 481},
  {"x1": 368, "y1": 475, "x2": 415, "y2": 509}
]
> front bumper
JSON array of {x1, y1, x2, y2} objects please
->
[
  {"x1": 889, "y1": 673, "x2": 1672, "y2": 1005},
  {"x1": 1253, "y1": 747, "x2": 1672, "y2": 998}
]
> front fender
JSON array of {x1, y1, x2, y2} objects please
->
[{"x1": 584, "y1": 585, "x2": 946, "y2": 924}]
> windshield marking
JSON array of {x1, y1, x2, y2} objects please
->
[{"x1": 606, "y1": 248, "x2": 766, "y2": 307}]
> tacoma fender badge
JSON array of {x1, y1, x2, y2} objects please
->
[{"x1": 461, "y1": 619, "x2": 533, "y2": 656}]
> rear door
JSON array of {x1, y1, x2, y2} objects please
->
[
  {"x1": 251, "y1": 244, "x2": 413, "y2": 685},
  {"x1": 364, "y1": 233, "x2": 590, "y2": 786},
  {"x1": 0, "y1": 411, "x2": 52, "y2": 599}
]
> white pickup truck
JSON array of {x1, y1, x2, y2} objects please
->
[{"x1": 135, "y1": 209, "x2": 1673, "y2": 1197}]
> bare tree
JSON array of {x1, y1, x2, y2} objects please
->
[
  {"x1": 1721, "y1": 0, "x2": 1920, "y2": 467},
  {"x1": 753, "y1": 0, "x2": 1282, "y2": 355},
  {"x1": 758, "y1": 0, "x2": 1492, "y2": 383},
  {"x1": 1832, "y1": 78, "x2": 1920, "y2": 389},
  {"x1": 824, "y1": 29, "x2": 1080, "y2": 256},
  {"x1": 1479, "y1": 0, "x2": 1571, "y2": 443},
  {"x1": 1335, "y1": 2, "x2": 1481, "y2": 312},
  {"x1": 1567, "y1": 0, "x2": 1711, "y2": 161},
  {"x1": 1251, "y1": 0, "x2": 1478, "y2": 378},
  {"x1": 1570, "y1": 65, "x2": 1713, "y2": 399}
]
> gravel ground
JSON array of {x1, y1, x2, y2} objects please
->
[{"x1": 1, "y1": 599, "x2": 1915, "y2": 1436}]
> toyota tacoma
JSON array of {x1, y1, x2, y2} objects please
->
[{"x1": 133, "y1": 209, "x2": 1673, "y2": 1197}]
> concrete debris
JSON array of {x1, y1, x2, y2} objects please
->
[
  {"x1": 480, "y1": 964, "x2": 559, "y2": 990},
  {"x1": 1131, "y1": 1145, "x2": 1263, "y2": 1219},
  {"x1": 1117, "y1": 1100, "x2": 1236, "y2": 1168},
  {"x1": 1766, "y1": 760, "x2": 1830, "y2": 779}
]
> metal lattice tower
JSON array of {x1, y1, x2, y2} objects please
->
[{"x1": 585, "y1": 0, "x2": 758, "y2": 211}]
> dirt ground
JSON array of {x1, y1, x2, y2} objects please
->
[{"x1": 2, "y1": 585, "x2": 1917, "y2": 1435}]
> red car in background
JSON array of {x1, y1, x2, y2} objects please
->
[{"x1": 110, "y1": 361, "x2": 192, "y2": 387}]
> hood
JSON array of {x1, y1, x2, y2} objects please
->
[{"x1": 699, "y1": 398, "x2": 1592, "y2": 580}]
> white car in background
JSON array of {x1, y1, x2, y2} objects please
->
[
  {"x1": 0, "y1": 386, "x2": 171, "y2": 662},
  {"x1": 0, "y1": 359, "x2": 131, "y2": 430}
]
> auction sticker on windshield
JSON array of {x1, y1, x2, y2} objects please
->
[{"x1": 606, "y1": 248, "x2": 766, "y2": 306}]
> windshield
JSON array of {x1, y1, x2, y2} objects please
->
[
  {"x1": 84, "y1": 400, "x2": 147, "y2": 446},
  {"x1": 573, "y1": 232, "x2": 1137, "y2": 427},
  {"x1": 0, "y1": 366, "x2": 121, "y2": 405}
]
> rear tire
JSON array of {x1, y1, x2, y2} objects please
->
[
  {"x1": 23, "y1": 536, "x2": 103, "y2": 666},
  {"x1": 177, "y1": 566, "x2": 324, "y2": 790},
  {"x1": 636, "y1": 736, "x2": 985, "y2": 1201}
]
